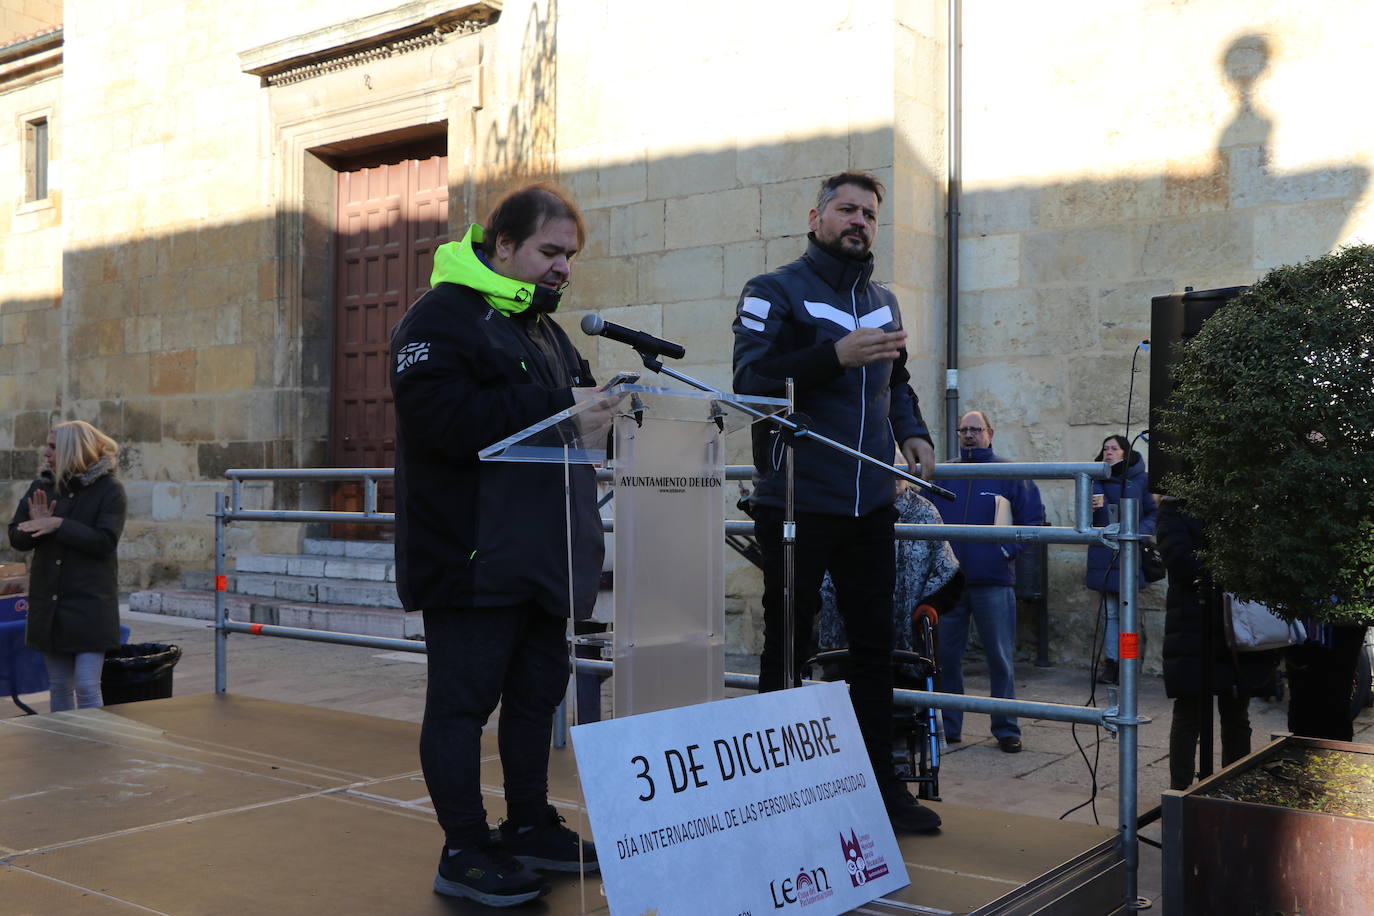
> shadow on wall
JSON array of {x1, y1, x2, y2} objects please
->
[
  {"x1": 481, "y1": 0, "x2": 558, "y2": 206},
  {"x1": 947, "y1": 31, "x2": 1368, "y2": 669},
  {"x1": 0, "y1": 207, "x2": 338, "y2": 587},
  {"x1": 958, "y1": 30, "x2": 1367, "y2": 485}
]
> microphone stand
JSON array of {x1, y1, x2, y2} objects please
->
[
  {"x1": 784, "y1": 378, "x2": 797, "y2": 689},
  {"x1": 624, "y1": 348, "x2": 956, "y2": 691}
]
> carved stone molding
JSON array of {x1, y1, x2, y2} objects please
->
[{"x1": 240, "y1": 1, "x2": 499, "y2": 87}]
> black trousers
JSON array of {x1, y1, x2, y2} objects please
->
[
  {"x1": 1168, "y1": 693, "x2": 1252, "y2": 791},
  {"x1": 1285, "y1": 624, "x2": 1366, "y2": 742},
  {"x1": 420, "y1": 604, "x2": 569, "y2": 848},
  {"x1": 753, "y1": 503, "x2": 898, "y2": 783}
]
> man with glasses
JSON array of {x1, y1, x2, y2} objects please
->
[
  {"x1": 732, "y1": 171, "x2": 941, "y2": 833},
  {"x1": 935, "y1": 410, "x2": 1044, "y2": 753}
]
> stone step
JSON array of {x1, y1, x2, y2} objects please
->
[
  {"x1": 127, "y1": 589, "x2": 423, "y2": 639},
  {"x1": 232, "y1": 572, "x2": 402, "y2": 608},
  {"x1": 128, "y1": 588, "x2": 249, "y2": 620},
  {"x1": 180, "y1": 569, "x2": 400, "y2": 608},
  {"x1": 233, "y1": 553, "x2": 395, "y2": 582},
  {"x1": 302, "y1": 538, "x2": 394, "y2": 560}
]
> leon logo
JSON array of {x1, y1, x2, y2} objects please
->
[
  {"x1": 840, "y1": 829, "x2": 889, "y2": 887},
  {"x1": 769, "y1": 863, "x2": 833, "y2": 909}
]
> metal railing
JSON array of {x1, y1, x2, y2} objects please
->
[{"x1": 211, "y1": 460, "x2": 1147, "y2": 908}]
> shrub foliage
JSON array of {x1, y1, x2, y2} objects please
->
[{"x1": 1160, "y1": 245, "x2": 1374, "y2": 623}]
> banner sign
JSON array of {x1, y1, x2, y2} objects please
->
[{"x1": 571, "y1": 682, "x2": 907, "y2": 915}]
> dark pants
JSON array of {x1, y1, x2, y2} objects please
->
[
  {"x1": 754, "y1": 504, "x2": 897, "y2": 782},
  {"x1": 1286, "y1": 624, "x2": 1366, "y2": 742},
  {"x1": 420, "y1": 604, "x2": 570, "y2": 848},
  {"x1": 1168, "y1": 693, "x2": 1252, "y2": 790}
]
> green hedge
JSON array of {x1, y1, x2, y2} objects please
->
[{"x1": 1160, "y1": 245, "x2": 1374, "y2": 624}]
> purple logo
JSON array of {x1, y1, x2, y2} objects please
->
[{"x1": 839, "y1": 829, "x2": 889, "y2": 887}]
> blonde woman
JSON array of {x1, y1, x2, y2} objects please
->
[{"x1": 7, "y1": 420, "x2": 126, "y2": 710}]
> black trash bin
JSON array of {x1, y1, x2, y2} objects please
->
[{"x1": 102, "y1": 643, "x2": 181, "y2": 705}]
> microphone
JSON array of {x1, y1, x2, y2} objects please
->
[{"x1": 580, "y1": 314, "x2": 686, "y2": 360}]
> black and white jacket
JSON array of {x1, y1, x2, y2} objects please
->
[{"x1": 732, "y1": 236, "x2": 931, "y2": 517}]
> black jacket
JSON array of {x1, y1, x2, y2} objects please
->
[
  {"x1": 1158, "y1": 497, "x2": 1279, "y2": 699},
  {"x1": 389, "y1": 281, "x2": 602, "y2": 618},
  {"x1": 7, "y1": 463, "x2": 126, "y2": 654},
  {"x1": 732, "y1": 237, "x2": 930, "y2": 517}
]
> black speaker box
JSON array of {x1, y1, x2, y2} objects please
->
[{"x1": 1147, "y1": 286, "x2": 1248, "y2": 493}]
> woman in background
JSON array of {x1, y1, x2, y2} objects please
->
[
  {"x1": 1158, "y1": 496, "x2": 1279, "y2": 789},
  {"x1": 7, "y1": 420, "x2": 126, "y2": 711},
  {"x1": 1085, "y1": 434, "x2": 1158, "y2": 685}
]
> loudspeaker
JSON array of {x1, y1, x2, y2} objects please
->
[{"x1": 1148, "y1": 286, "x2": 1248, "y2": 493}]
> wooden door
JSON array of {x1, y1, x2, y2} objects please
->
[{"x1": 329, "y1": 152, "x2": 448, "y2": 537}]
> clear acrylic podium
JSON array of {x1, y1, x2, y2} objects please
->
[{"x1": 479, "y1": 382, "x2": 786, "y2": 718}]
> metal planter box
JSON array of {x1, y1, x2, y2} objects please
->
[{"x1": 1162, "y1": 734, "x2": 1374, "y2": 914}]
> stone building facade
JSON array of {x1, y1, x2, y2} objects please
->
[{"x1": 2, "y1": 0, "x2": 1371, "y2": 667}]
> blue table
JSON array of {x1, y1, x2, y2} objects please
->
[{"x1": 1, "y1": 618, "x2": 131, "y2": 714}]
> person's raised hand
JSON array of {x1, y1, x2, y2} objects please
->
[
  {"x1": 834, "y1": 328, "x2": 906, "y2": 368},
  {"x1": 572, "y1": 386, "x2": 626, "y2": 436},
  {"x1": 902, "y1": 437, "x2": 936, "y2": 483},
  {"x1": 26, "y1": 489, "x2": 53, "y2": 520}
]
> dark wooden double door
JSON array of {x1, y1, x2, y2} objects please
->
[{"x1": 328, "y1": 150, "x2": 449, "y2": 534}]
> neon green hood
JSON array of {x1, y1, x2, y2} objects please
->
[{"x1": 429, "y1": 224, "x2": 562, "y2": 316}]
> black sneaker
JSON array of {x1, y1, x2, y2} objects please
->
[
  {"x1": 882, "y1": 783, "x2": 942, "y2": 834},
  {"x1": 434, "y1": 841, "x2": 549, "y2": 907},
  {"x1": 499, "y1": 806, "x2": 599, "y2": 873}
]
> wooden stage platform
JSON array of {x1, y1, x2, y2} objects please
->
[{"x1": 0, "y1": 696, "x2": 1126, "y2": 914}]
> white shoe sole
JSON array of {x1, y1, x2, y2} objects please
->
[{"x1": 433, "y1": 873, "x2": 546, "y2": 906}]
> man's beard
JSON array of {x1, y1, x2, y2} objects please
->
[{"x1": 815, "y1": 231, "x2": 871, "y2": 261}]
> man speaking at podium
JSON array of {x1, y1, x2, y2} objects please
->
[
  {"x1": 391, "y1": 184, "x2": 617, "y2": 906},
  {"x1": 732, "y1": 171, "x2": 941, "y2": 834}
]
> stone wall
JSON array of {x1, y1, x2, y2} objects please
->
[
  {"x1": 47, "y1": 0, "x2": 300, "y2": 587},
  {"x1": 0, "y1": 25, "x2": 60, "y2": 524},
  {"x1": 0, "y1": 0, "x2": 60, "y2": 44}
]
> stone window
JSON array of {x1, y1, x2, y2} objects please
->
[{"x1": 24, "y1": 116, "x2": 48, "y2": 201}]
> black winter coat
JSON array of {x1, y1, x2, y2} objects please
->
[
  {"x1": 389, "y1": 282, "x2": 603, "y2": 618},
  {"x1": 7, "y1": 465, "x2": 126, "y2": 654},
  {"x1": 1157, "y1": 497, "x2": 1279, "y2": 699}
]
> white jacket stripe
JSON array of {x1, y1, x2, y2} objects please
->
[
  {"x1": 803, "y1": 300, "x2": 858, "y2": 331},
  {"x1": 741, "y1": 296, "x2": 771, "y2": 319},
  {"x1": 858, "y1": 305, "x2": 894, "y2": 328}
]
